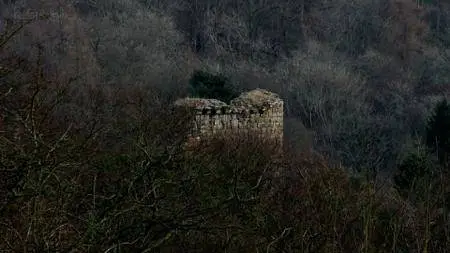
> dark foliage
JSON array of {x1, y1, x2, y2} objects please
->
[
  {"x1": 426, "y1": 98, "x2": 450, "y2": 165},
  {"x1": 189, "y1": 70, "x2": 238, "y2": 103},
  {"x1": 394, "y1": 150, "x2": 437, "y2": 199}
]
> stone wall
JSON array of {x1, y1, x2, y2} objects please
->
[{"x1": 174, "y1": 89, "x2": 283, "y2": 147}]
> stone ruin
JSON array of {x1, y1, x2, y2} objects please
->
[{"x1": 174, "y1": 88, "x2": 284, "y2": 148}]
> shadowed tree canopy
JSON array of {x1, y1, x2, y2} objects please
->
[
  {"x1": 426, "y1": 98, "x2": 450, "y2": 165},
  {"x1": 188, "y1": 70, "x2": 238, "y2": 103}
]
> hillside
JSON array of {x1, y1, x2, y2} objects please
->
[{"x1": 1, "y1": 0, "x2": 450, "y2": 252}]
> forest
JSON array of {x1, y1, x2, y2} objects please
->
[{"x1": 1, "y1": 0, "x2": 450, "y2": 252}]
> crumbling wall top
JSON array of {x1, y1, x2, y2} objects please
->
[
  {"x1": 174, "y1": 97, "x2": 228, "y2": 109},
  {"x1": 174, "y1": 88, "x2": 282, "y2": 114},
  {"x1": 230, "y1": 88, "x2": 282, "y2": 109}
]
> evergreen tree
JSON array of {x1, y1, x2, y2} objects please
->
[
  {"x1": 426, "y1": 98, "x2": 450, "y2": 166},
  {"x1": 188, "y1": 70, "x2": 237, "y2": 103}
]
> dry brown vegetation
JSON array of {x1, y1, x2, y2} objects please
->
[{"x1": 1, "y1": 0, "x2": 450, "y2": 252}]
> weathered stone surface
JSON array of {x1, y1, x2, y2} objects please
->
[
  {"x1": 175, "y1": 89, "x2": 283, "y2": 147},
  {"x1": 174, "y1": 98, "x2": 228, "y2": 110},
  {"x1": 230, "y1": 88, "x2": 281, "y2": 109}
]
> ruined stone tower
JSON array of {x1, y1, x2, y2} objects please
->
[{"x1": 174, "y1": 88, "x2": 283, "y2": 147}]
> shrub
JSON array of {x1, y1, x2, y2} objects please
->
[{"x1": 393, "y1": 148, "x2": 437, "y2": 201}]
